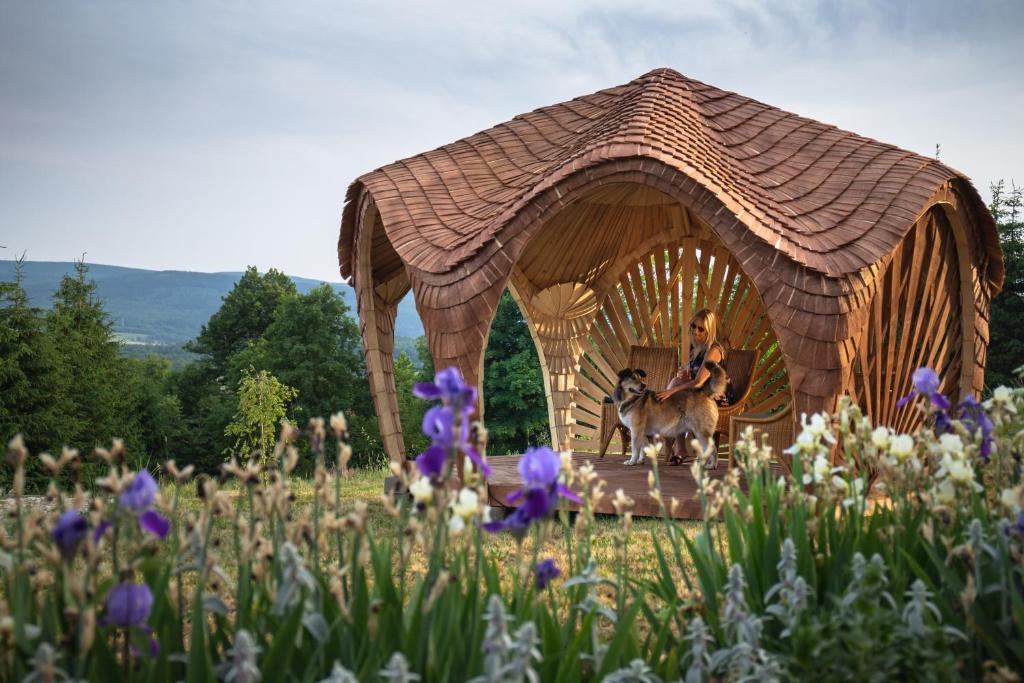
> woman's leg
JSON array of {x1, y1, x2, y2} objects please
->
[{"x1": 666, "y1": 377, "x2": 686, "y2": 463}]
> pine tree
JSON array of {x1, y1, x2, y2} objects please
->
[
  {"x1": 0, "y1": 256, "x2": 60, "y2": 490},
  {"x1": 988, "y1": 181, "x2": 1024, "y2": 388},
  {"x1": 45, "y1": 260, "x2": 127, "y2": 467},
  {"x1": 483, "y1": 290, "x2": 549, "y2": 454}
]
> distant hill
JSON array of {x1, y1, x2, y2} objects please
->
[{"x1": 0, "y1": 261, "x2": 424, "y2": 354}]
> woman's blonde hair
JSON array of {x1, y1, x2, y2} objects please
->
[{"x1": 689, "y1": 308, "x2": 719, "y2": 359}]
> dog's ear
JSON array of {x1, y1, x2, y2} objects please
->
[
  {"x1": 634, "y1": 368, "x2": 647, "y2": 378},
  {"x1": 617, "y1": 368, "x2": 633, "y2": 379}
]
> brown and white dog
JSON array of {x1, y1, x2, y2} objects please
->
[{"x1": 611, "y1": 360, "x2": 728, "y2": 468}]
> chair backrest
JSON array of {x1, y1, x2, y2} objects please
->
[
  {"x1": 723, "y1": 347, "x2": 758, "y2": 398},
  {"x1": 626, "y1": 345, "x2": 679, "y2": 393}
]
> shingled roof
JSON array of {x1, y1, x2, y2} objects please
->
[{"x1": 339, "y1": 67, "x2": 1001, "y2": 286}]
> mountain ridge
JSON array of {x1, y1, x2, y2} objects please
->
[{"x1": 0, "y1": 260, "x2": 425, "y2": 346}]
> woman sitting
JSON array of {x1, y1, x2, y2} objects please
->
[{"x1": 655, "y1": 308, "x2": 734, "y2": 464}]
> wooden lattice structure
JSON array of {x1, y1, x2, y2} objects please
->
[{"x1": 337, "y1": 69, "x2": 1003, "y2": 463}]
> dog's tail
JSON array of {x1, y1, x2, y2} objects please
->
[{"x1": 701, "y1": 360, "x2": 729, "y2": 398}]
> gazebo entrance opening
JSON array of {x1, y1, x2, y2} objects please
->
[{"x1": 506, "y1": 182, "x2": 791, "y2": 457}]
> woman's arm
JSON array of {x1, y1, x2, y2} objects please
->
[
  {"x1": 689, "y1": 345, "x2": 724, "y2": 387},
  {"x1": 657, "y1": 346, "x2": 723, "y2": 401}
]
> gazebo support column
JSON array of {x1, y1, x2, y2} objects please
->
[
  {"x1": 352, "y1": 198, "x2": 407, "y2": 464},
  {"x1": 508, "y1": 275, "x2": 600, "y2": 451},
  {"x1": 356, "y1": 291, "x2": 405, "y2": 464},
  {"x1": 413, "y1": 275, "x2": 507, "y2": 474}
]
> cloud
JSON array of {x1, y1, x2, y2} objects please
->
[{"x1": 1, "y1": 0, "x2": 1021, "y2": 280}]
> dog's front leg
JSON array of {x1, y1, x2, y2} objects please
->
[{"x1": 624, "y1": 430, "x2": 642, "y2": 465}]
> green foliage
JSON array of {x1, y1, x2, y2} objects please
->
[
  {"x1": 5, "y1": 369, "x2": 1024, "y2": 680},
  {"x1": 483, "y1": 291, "x2": 549, "y2": 454},
  {"x1": 119, "y1": 356, "x2": 185, "y2": 468},
  {"x1": 0, "y1": 257, "x2": 60, "y2": 490},
  {"x1": 395, "y1": 351, "x2": 429, "y2": 456},
  {"x1": 177, "y1": 276, "x2": 384, "y2": 471},
  {"x1": 416, "y1": 335, "x2": 434, "y2": 379},
  {"x1": 224, "y1": 367, "x2": 298, "y2": 464},
  {"x1": 185, "y1": 267, "x2": 297, "y2": 374},
  {"x1": 988, "y1": 180, "x2": 1024, "y2": 388}
]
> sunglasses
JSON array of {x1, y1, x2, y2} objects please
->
[{"x1": 689, "y1": 323, "x2": 706, "y2": 333}]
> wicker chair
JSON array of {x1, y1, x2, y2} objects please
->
[
  {"x1": 713, "y1": 346, "x2": 761, "y2": 441},
  {"x1": 597, "y1": 345, "x2": 679, "y2": 459},
  {"x1": 727, "y1": 404, "x2": 795, "y2": 474}
]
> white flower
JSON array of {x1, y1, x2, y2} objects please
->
[
  {"x1": 450, "y1": 487, "x2": 479, "y2": 521},
  {"x1": 642, "y1": 441, "x2": 662, "y2": 462},
  {"x1": 560, "y1": 450, "x2": 573, "y2": 473},
  {"x1": 803, "y1": 453, "x2": 832, "y2": 485},
  {"x1": 447, "y1": 514, "x2": 466, "y2": 536},
  {"x1": 935, "y1": 479, "x2": 957, "y2": 506},
  {"x1": 801, "y1": 412, "x2": 837, "y2": 443},
  {"x1": 1000, "y1": 488, "x2": 1021, "y2": 513},
  {"x1": 804, "y1": 413, "x2": 826, "y2": 436},
  {"x1": 871, "y1": 427, "x2": 890, "y2": 450},
  {"x1": 832, "y1": 475, "x2": 848, "y2": 493},
  {"x1": 987, "y1": 385, "x2": 1018, "y2": 414},
  {"x1": 946, "y1": 458, "x2": 974, "y2": 485},
  {"x1": 787, "y1": 429, "x2": 818, "y2": 458},
  {"x1": 889, "y1": 434, "x2": 914, "y2": 461},
  {"x1": 938, "y1": 433, "x2": 964, "y2": 455},
  {"x1": 410, "y1": 477, "x2": 433, "y2": 505}
]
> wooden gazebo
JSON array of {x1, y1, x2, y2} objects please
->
[{"x1": 337, "y1": 68, "x2": 1003, "y2": 475}]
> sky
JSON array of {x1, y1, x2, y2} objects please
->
[{"x1": 2, "y1": 0, "x2": 1022, "y2": 283}]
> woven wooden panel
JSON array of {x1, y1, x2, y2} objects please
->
[
  {"x1": 572, "y1": 239, "x2": 789, "y2": 452},
  {"x1": 843, "y1": 207, "x2": 965, "y2": 432}
]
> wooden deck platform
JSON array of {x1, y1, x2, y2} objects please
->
[{"x1": 485, "y1": 451, "x2": 738, "y2": 520}]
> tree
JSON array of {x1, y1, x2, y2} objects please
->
[
  {"x1": 172, "y1": 361, "x2": 236, "y2": 473},
  {"x1": 987, "y1": 181, "x2": 1024, "y2": 388},
  {"x1": 395, "y1": 351, "x2": 429, "y2": 457},
  {"x1": 45, "y1": 261, "x2": 128, "y2": 475},
  {"x1": 0, "y1": 256, "x2": 60, "y2": 490},
  {"x1": 483, "y1": 290, "x2": 549, "y2": 454},
  {"x1": 236, "y1": 284, "x2": 383, "y2": 462},
  {"x1": 185, "y1": 267, "x2": 297, "y2": 373},
  {"x1": 120, "y1": 356, "x2": 185, "y2": 467},
  {"x1": 225, "y1": 367, "x2": 298, "y2": 465}
]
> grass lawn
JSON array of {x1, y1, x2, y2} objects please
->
[{"x1": 166, "y1": 463, "x2": 709, "y2": 593}]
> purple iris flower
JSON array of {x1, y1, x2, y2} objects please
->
[
  {"x1": 422, "y1": 406, "x2": 455, "y2": 448},
  {"x1": 119, "y1": 471, "x2": 158, "y2": 511},
  {"x1": 1012, "y1": 513, "x2": 1024, "y2": 537},
  {"x1": 52, "y1": 511, "x2": 88, "y2": 560},
  {"x1": 139, "y1": 510, "x2": 171, "y2": 539},
  {"x1": 416, "y1": 446, "x2": 448, "y2": 478},
  {"x1": 913, "y1": 367, "x2": 940, "y2": 395},
  {"x1": 110, "y1": 469, "x2": 172, "y2": 541},
  {"x1": 958, "y1": 395, "x2": 995, "y2": 461},
  {"x1": 414, "y1": 367, "x2": 478, "y2": 413},
  {"x1": 93, "y1": 520, "x2": 112, "y2": 543},
  {"x1": 535, "y1": 558, "x2": 561, "y2": 589},
  {"x1": 896, "y1": 367, "x2": 951, "y2": 411},
  {"x1": 413, "y1": 368, "x2": 492, "y2": 477},
  {"x1": 483, "y1": 446, "x2": 580, "y2": 537},
  {"x1": 105, "y1": 582, "x2": 154, "y2": 628}
]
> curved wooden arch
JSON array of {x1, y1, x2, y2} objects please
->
[
  {"x1": 571, "y1": 238, "x2": 790, "y2": 450},
  {"x1": 499, "y1": 178, "x2": 794, "y2": 451},
  {"x1": 352, "y1": 198, "x2": 409, "y2": 461}
]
